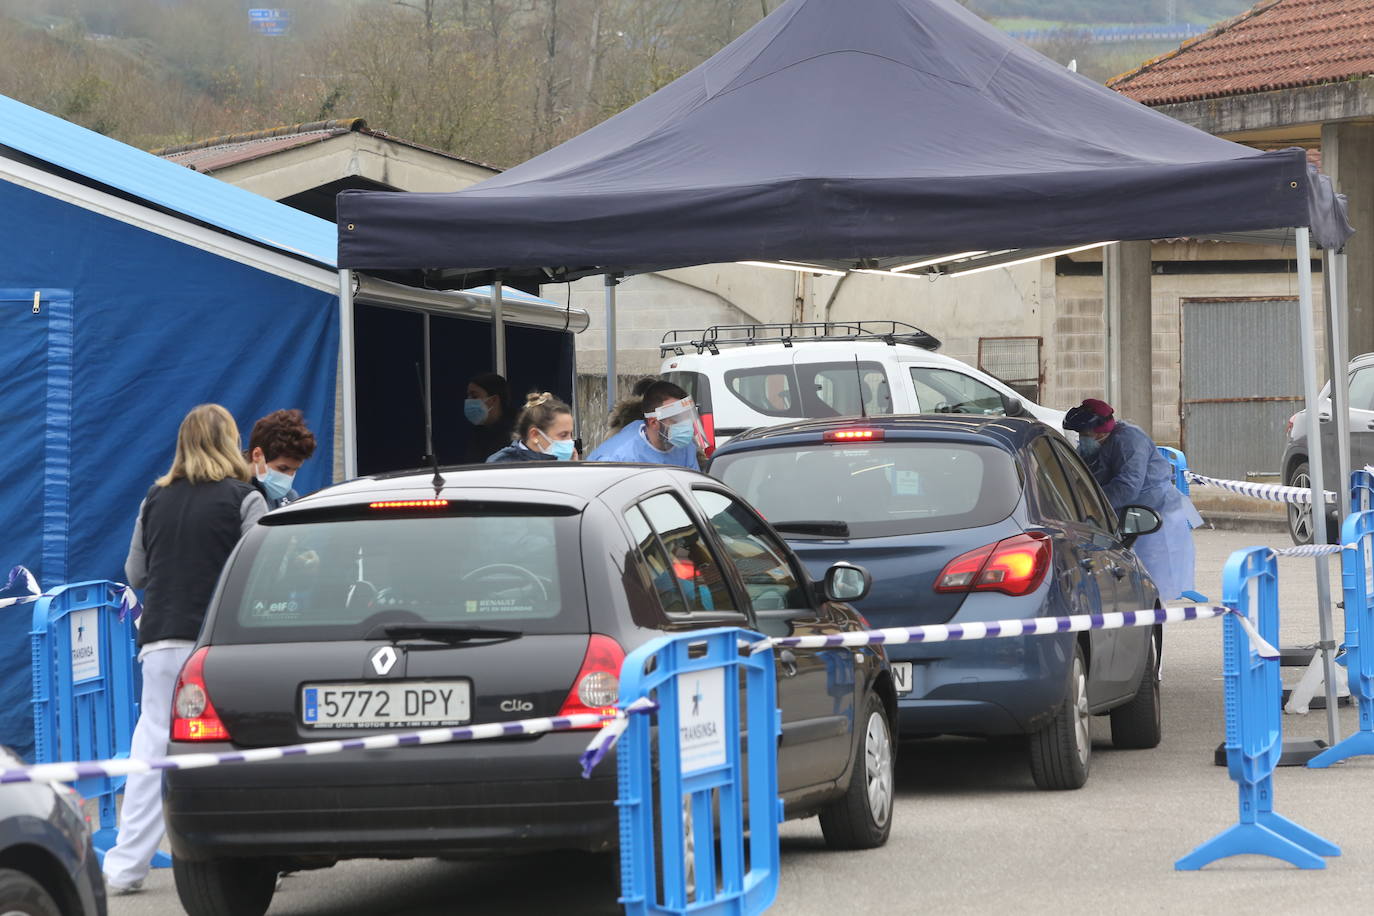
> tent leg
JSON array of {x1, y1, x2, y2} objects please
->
[
  {"x1": 1331, "y1": 250, "x2": 1352, "y2": 519},
  {"x1": 492, "y1": 279, "x2": 507, "y2": 377},
  {"x1": 338, "y1": 269, "x2": 357, "y2": 481},
  {"x1": 606, "y1": 275, "x2": 619, "y2": 409},
  {"x1": 1296, "y1": 227, "x2": 1342, "y2": 745}
]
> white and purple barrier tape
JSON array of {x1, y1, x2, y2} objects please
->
[
  {"x1": 0, "y1": 703, "x2": 658, "y2": 787},
  {"x1": 0, "y1": 609, "x2": 1276, "y2": 785},
  {"x1": 1270, "y1": 544, "x2": 1346, "y2": 558},
  {"x1": 1187, "y1": 472, "x2": 1334, "y2": 506},
  {"x1": 749, "y1": 605, "x2": 1279, "y2": 660}
]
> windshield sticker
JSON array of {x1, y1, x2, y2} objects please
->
[
  {"x1": 466, "y1": 598, "x2": 536, "y2": 614},
  {"x1": 251, "y1": 597, "x2": 302, "y2": 617},
  {"x1": 896, "y1": 471, "x2": 922, "y2": 496}
]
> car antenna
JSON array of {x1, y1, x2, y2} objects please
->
[
  {"x1": 415, "y1": 362, "x2": 446, "y2": 495},
  {"x1": 854, "y1": 356, "x2": 868, "y2": 419}
]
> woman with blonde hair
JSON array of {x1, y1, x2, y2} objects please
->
[
  {"x1": 486, "y1": 392, "x2": 578, "y2": 463},
  {"x1": 102, "y1": 404, "x2": 267, "y2": 895}
]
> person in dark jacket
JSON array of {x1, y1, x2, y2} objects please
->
[
  {"x1": 103, "y1": 404, "x2": 266, "y2": 895},
  {"x1": 246, "y1": 408, "x2": 317, "y2": 509},
  {"x1": 464, "y1": 372, "x2": 515, "y2": 463},
  {"x1": 487, "y1": 392, "x2": 578, "y2": 463}
]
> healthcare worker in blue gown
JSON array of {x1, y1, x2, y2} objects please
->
[
  {"x1": 588, "y1": 379, "x2": 702, "y2": 469},
  {"x1": 1063, "y1": 398, "x2": 1203, "y2": 603}
]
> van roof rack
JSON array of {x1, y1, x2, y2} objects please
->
[{"x1": 659, "y1": 321, "x2": 940, "y2": 356}]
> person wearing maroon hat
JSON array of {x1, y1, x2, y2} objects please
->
[{"x1": 1063, "y1": 398, "x2": 1201, "y2": 602}]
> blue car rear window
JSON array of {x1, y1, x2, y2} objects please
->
[
  {"x1": 210, "y1": 513, "x2": 588, "y2": 642},
  {"x1": 712, "y1": 441, "x2": 1021, "y2": 537}
]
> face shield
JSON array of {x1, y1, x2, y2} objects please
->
[{"x1": 644, "y1": 397, "x2": 708, "y2": 451}]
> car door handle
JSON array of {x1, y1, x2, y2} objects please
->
[
  {"x1": 778, "y1": 649, "x2": 798, "y2": 677},
  {"x1": 1109, "y1": 564, "x2": 1127, "y2": 579},
  {"x1": 1079, "y1": 557, "x2": 1094, "y2": 571}
]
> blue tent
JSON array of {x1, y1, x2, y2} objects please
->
[{"x1": 0, "y1": 95, "x2": 586, "y2": 592}]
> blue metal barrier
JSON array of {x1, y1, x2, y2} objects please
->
[
  {"x1": 1309, "y1": 510, "x2": 1374, "y2": 767},
  {"x1": 1176, "y1": 548, "x2": 1340, "y2": 869},
  {"x1": 30, "y1": 581, "x2": 142, "y2": 862},
  {"x1": 1352, "y1": 470, "x2": 1374, "y2": 514},
  {"x1": 1157, "y1": 446, "x2": 1190, "y2": 495},
  {"x1": 617, "y1": 627, "x2": 781, "y2": 915}
]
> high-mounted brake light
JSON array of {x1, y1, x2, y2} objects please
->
[
  {"x1": 934, "y1": 532, "x2": 1051, "y2": 597},
  {"x1": 824, "y1": 429, "x2": 884, "y2": 442},
  {"x1": 368, "y1": 499, "x2": 450, "y2": 509},
  {"x1": 557, "y1": 635, "x2": 626, "y2": 729},
  {"x1": 172, "y1": 647, "x2": 230, "y2": 742}
]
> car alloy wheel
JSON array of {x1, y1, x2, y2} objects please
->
[
  {"x1": 1070, "y1": 652, "x2": 1090, "y2": 770},
  {"x1": 1288, "y1": 466, "x2": 1314, "y2": 544},
  {"x1": 864, "y1": 709, "x2": 894, "y2": 829}
]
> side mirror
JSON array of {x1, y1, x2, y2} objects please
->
[
  {"x1": 824, "y1": 562, "x2": 872, "y2": 603},
  {"x1": 1001, "y1": 395, "x2": 1027, "y2": 418},
  {"x1": 1119, "y1": 505, "x2": 1162, "y2": 546}
]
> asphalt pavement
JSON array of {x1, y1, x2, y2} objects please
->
[{"x1": 110, "y1": 528, "x2": 1374, "y2": 915}]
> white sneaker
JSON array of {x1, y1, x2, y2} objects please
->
[{"x1": 106, "y1": 878, "x2": 144, "y2": 896}]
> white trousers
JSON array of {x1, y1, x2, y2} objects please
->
[{"x1": 102, "y1": 645, "x2": 192, "y2": 887}]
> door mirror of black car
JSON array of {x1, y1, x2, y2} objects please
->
[
  {"x1": 1119, "y1": 505, "x2": 1162, "y2": 546},
  {"x1": 1001, "y1": 395, "x2": 1027, "y2": 418},
  {"x1": 824, "y1": 562, "x2": 872, "y2": 603}
]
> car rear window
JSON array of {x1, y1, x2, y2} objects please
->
[
  {"x1": 711, "y1": 441, "x2": 1021, "y2": 537},
  {"x1": 209, "y1": 512, "x2": 588, "y2": 643}
]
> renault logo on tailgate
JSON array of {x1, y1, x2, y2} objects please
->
[{"x1": 371, "y1": 646, "x2": 398, "y2": 676}]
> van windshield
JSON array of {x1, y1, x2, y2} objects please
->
[
  {"x1": 711, "y1": 441, "x2": 1021, "y2": 538},
  {"x1": 210, "y1": 512, "x2": 588, "y2": 643}
]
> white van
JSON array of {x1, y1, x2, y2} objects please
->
[{"x1": 658, "y1": 321, "x2": 1067, "y2": 449}]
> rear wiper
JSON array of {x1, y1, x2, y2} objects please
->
[
  {"x1": 369, "y1": 623, "x2": 523, "y2": 644},
  {"x1": 769, "y1": 520, "x2": 850, "y2": 537}
]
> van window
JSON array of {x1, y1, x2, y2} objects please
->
[
  {"x1": 723, "y1": 365, "x2": 798, "y2": 418},
  {"x1": 909, "y1": 367, "x2": 1007, "y2": 415},
  {"x1": 724, "y1": 361, "x2": 892, "y2": 419}
]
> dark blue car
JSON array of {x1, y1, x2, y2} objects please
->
[{"x1": 710, "y1": 415, "x2": 1163, "y2": 790}]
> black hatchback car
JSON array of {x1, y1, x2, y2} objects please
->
[
  {"x1": 164, "y1": 464, "x2": 896, "y2": 916},
  {"x1": 0, "y1": 746, "x2": 105, "y2": 916},
  {"x1": 711, "y1": 416, "x2": 1164, "y2": 790}
]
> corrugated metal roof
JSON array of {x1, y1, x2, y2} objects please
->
[
  {"x1": 160, "y1": 129, "x2": 343, "y2": 173},
  {"x1": 1110, "y1": 0, "x2": 1374, "y2": 105},
  {"x1": 0, "y1": 93, "x2": 337, "y2": 266},
  {"x1": 0, "y1": 96, "x2": 548, "y2": 305}
]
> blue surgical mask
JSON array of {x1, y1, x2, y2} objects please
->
[
  {"x1": 464, "y1": 398, "x2": 488, "y2": 425},
  {"x1": 258, "y1": 468, "x2": 295, "y2": 503},
  {"x1": 546, "y1": 439, "x2": 576, "y2": 461},
  {"x1": 666, "y1": 422, "x2": 696, "y2": 449},
  {"x1": 1077, "y1": 435, "x2": 1100, "y2": 459}
]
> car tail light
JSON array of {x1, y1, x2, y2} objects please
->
[
  {"x1": 1285, "y1": 414, "x2": 1297, "y2": 437},
  {"x1": 700, "y1": 411, "x2": 717, "y2": 457},
  {"x1": 824, "y1": 429, "x2": 884, "y2": 442},
  {"x1": 934, "y1": 532, "x2": 1051, "y2": 597},
  {"x1": 172, "y1": 647, "x2": 230, "y2": 742},
  {"x1": 556, "y1": 635, "x2": 626, "y2": 728},
  {"x1": 369, "y1": 499, "x2": 449, "y2": 509}
]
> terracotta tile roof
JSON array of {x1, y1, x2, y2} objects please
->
[
  {"x1": 1109, "y1": 0, "x2": 1374, "y2": 106},
  {"x1": 151, "y1": 118, "x2": 500, "y2": 173}
]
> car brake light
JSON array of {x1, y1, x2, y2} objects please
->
[
  {"x1": 369, "y1": 499, "x2": 449, "y2": 509},
  {"x1": 1285, "y1": 415, "x2": 1295, "y2": 437},
  {"x1": 824, "y1": 429, "x2": 884, "y2": 442},
  {"x1": 172, "y1": 647, "x2": 230, "y2": 742},
  {"x1": 700, "y1": 412, "x2": 717, "y2": 457},
  {"x1": 934, "y1": 532, "x2": 1051, "y2": 597},
  {"x1": 556, "y1": 635, "x2": 626, "y2": 729}
]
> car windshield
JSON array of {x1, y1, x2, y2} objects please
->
[
  {"x1": 712, "y1": 440, "x2": 1022, "y2": 538},
  {"x1": 210, "y1": 511, "x2": 588, "y2": 643}
]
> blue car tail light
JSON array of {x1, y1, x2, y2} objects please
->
[{"x1": 933, "y1": 532, "x2": 1051, "y2": 597}]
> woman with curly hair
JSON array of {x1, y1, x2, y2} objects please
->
[{"x1": 245, "y1": 409, "x2": 317, "y2": 509}]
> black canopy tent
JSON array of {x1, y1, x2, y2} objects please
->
[{"x1": 337, "y1": 0, "x2": 1355, "y2": 740}]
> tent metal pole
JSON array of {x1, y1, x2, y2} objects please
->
[
  {"x1": 1103, "y1": 244, "x2": 1121, "y2": 405},
  {"x1": 492, "y1": 279, "x2": 507, "y2": 377},
  {"x1": 338, "y1": 269, "x2": 357, "y2": 481},
  {"x1": 605, "y1": 275, "x2": 619, "y2": 408},
  {"x1": 1296, "y1": 226, "x2": 1342, "y2": 745},
  {"x1": 1328, "y1": 251, "x2": 1353, "y2": 521}
]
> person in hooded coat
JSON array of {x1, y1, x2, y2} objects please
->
[{"x1": 1063, "y1": 398, "x2": 1202, "y2": 603}]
